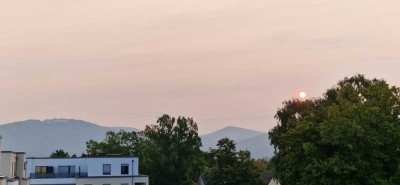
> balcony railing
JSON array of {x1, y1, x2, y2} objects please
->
[{"x1": 30, "y1": 173, "x2": 88, "y2": 178}]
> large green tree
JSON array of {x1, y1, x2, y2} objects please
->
[
  {"x1": 143, "y1": 114, "x2": 203, "y2": 185},
  {"x1": 85, "y1": 130, "x2": 148, "y2": 173},
  {"x1": 206, "y1": 138, "x2": 262, "y2": 185},
  {"x1": 85, "y1": 115, "x2": 204, "y2": 185},
  {"x1": 86, "y1": 130, "x2": 145, "y2": 157},
  {"x1": 269, "y1": 75, "x2": 400, "y2": 185}
]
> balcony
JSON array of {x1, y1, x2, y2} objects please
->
[{"x1": 30, "y1": 173, "x2": 88, "y2": 179}]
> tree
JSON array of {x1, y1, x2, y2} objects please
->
[
  {"x1": 143, "y1": 114, "x2": 204, "y2": 185},
  {"x1": 269, "y1": 75, "x2": 400, "y2": 185},
  {"x1": 206, "y1": 138, "x2": 261, "y2": 185},
  {"x1": 50, "y1": 149, "x2": 70, "y2": 158},
  {"x1": 85, "y1": 130, "x2": 147, "y2": 173},
  {"x1": 86, "y1": 130, "x2": 144, "y2": 157},
  {"x1": 253, "y1": 157, "x2": 269, "y2": 173}
]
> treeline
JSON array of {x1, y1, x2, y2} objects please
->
[
  {"x1": 51, "y1": 115, "x2": 269, "y2": 185},
  {"x1": 51, "y1": 74, "x2": 400, "y2": 184}
]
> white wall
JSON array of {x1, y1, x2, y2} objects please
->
[
  {"x1": 1, "y1": 153, "x2": 16, "y2": 178},
  {"x1": 76, "y1": 176, "x2": 148, "y2": 185},
  {"x1": 86, "y1": 157, "x2": 139, "y2": 176},
  {"x1": 30, "y1": 178, "x2": 75, "y2": 185},
  {"x1": 6, "y1": 180, "x2": 18, "y2": 185}
]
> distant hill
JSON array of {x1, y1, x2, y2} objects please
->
[
  {"x1": 201, "y1": 126, "x2": 274, "y2": 159},
  {"x1": 0, "y1": 119, "x2": 274, "y2": 159},
  {"x1": 0, "y1": 119, "x2": 139, "y2": 157},
  {"x1": 236, "y1": 133, "x2": 274, "y2": 158}
]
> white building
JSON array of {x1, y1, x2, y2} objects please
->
[
  {"x1": 26, "y1": 157, "x2": 148, "y2": 185},
  {"x1": 0, "y1": 136, "x2": 29, "y2": 185},
  {"x1": 0, "y1": 135, "x2": 5, "y2": 185},
  {"x1": 268, "y1": 178, "x2": 280, "y2": 185}
]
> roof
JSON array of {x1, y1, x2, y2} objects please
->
[
  {"x1": 27, "y1": 156, "x2": 139, "y2": 159},
  {"x1": 1, "y1": 151, "x2": 26, "y2": 154},
  {"x1": 76, "y1": 175, "x2": 148, "y2": 179},
  {"x1": 198, "y1": 174, "x2": 207, "y2": 185}
]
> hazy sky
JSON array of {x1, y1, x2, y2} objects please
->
[{"x1": 1, "y1": 0, "x2": 400, "y2": 134}]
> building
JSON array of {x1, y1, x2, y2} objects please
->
[
  {"x1": 0, "y1": 136, "x2": 29, "y2": 185},
  {"x1": 268, "y1": 178, "x2": 280, "y2": 185},
  {"x1": 1, "y1": 151, "x2": 29, "y2": 185},
  {"x1": 26, "y1": 156, "x2": 148, "y2": 185},
  {"x1": 0, "y1": 135, "x2": 5, "y2": 185},
  {"x1": 197, "y1": 174, "x2": 207, "y2": 185}
]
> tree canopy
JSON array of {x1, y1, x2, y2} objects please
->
[
  {"x1": 84, "y1": 114, "x2": 270, "y2": 185},
  {"x1": 269, "y1": 75, "x2": 400, "y2": 185},
  {"x1": 205, "y1": 138, "x2": 264, "y2": 185},
  {"x1": 50, "y1": 149, "x2": 70, "y2": 158},
  {"x1": 86, "y1": 130, "x2": 144, "y2": 157},
  {"x1": 85, "y1": 114, "x2": 204, "y2": 185},
  {"x1": 143, "y1": 114, "x2": 203, "y2": 185}
]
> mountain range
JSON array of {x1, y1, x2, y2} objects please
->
[{"x1": 0, "y1": 119, "x2": 274, "y2": 159}]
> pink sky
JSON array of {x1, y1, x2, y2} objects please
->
[{"x1": 1, "y1": 0, "x2": 400, "y2": 134}]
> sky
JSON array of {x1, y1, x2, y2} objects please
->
[{"x1": 1, "y1": 0, "x2": 400, "y2": 134}]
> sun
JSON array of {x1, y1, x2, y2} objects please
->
[{"x1": 299, "y1": 91, "x2": 306, "y2": 99}]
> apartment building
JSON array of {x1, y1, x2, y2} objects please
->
[
  {"x1": 1, "y1": 151, "x2": 29, "y2": 185},
  {"x1": 0, "y1": 135, "x2": 4, "y2": 185},
  {"x1": 26, "y1": 157, "x2": 148, "y2": 185},
  {"x1": 0, "y1": 136, "x2": 29, "y2": 185}
]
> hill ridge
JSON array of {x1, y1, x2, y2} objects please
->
[{"x1": 0, "y1": 119, "x2": 274, "y2": 158}]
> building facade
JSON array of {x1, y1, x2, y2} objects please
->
[
  {"x1": 0, "y1": 136, "x2": 29, "y2": 185},
  {"x1": 0, "y1": 135, "x2": 5, "y2": 185},
  {"x1": 26, "y1": 157, "x2": 148, "y2": 185}
]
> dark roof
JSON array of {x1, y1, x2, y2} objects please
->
[{"x1": 1, "y1": 151, "x2": 26, "y2": 154}]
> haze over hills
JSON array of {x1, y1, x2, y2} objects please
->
[
  {"x1": 201, "y1": 126, "x2": 274, "y2": 159},
  {"x1": 0, "y1": 119, "x2": 274, "y2": 159},
  {"x1": 0, "y1": 119, "x2": 139, "y2": 157}
]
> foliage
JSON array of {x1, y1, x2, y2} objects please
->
[
  {"x1": 205, "y1": 138, "x2": 262, "y2": 185},
  {"x1": 50, "y1": 149, "x2": 70, "y2": 158},
  {"x1": 254, "y1": 158, "x2": 269, "y2": 172},
  {"x1": 269, "y1": 75, "x2": 400, "y2": 185},
  {"x1": 85, "y1": 114, "x2": 204, "y2": 185},
  {"x1": 86, "y1": 130, "x2": 145, "y2": 157},
  {"x1": 143, "y1": 114, "x2": 204, "y2": 185},
  {"x1": 86, "y1": 130, "x2": 148, "y2": 173}
]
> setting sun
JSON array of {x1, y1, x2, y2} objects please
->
[{"x1": 299, "y1": 91, "x2": 306, "y2": 99}]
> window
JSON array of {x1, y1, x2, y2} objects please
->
[
  {"x1": 121, "y1": 183, "x2": 129, "y2": 185},
  {"x1": 103, "y1": 164, "x2": 111, "y2": 175},
  {"x1": 121, "y1": 164, "x2": 129, "y2": 174},
  {"x1": 35, "y1": 166, "x2": 54, "y2": 174},
  {"x1": 58, "y1": 166, "x2": 75, "y2": 174}
]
